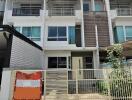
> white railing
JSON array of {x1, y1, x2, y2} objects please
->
[
  {"x1": 117, "y1": 8, "x2": 132, "y2": 16},
  {"x1": 48, "y1": 8, "x2": 75, "y2": 16},
  {"x1": 8, "y1": 68, "x2": 132, "y2": 100}
]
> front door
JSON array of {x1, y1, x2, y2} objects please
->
[{"x1": 72, "y1": 57, "x2": 83, "y2": 79}]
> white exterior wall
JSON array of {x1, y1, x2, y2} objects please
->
[
  {"x1": 0, "y1": 70, "x2": 12, "y2": 100},
  {"x1": 3, "y1": 10, "x2": 45, "y2": 47},
  {"x1": 44, "y1": 17, "x2": 79, "y2": 50},
  {"x1": 114, "y1": 19, "x2": 132, "y2": 26},
  {"x1": 10, "y1": 36, "x2": 43, "y2": 69}
]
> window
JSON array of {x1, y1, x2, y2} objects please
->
[
  {"x1": 68, "y1": 26, "x2": 75, "y2": 44},
  {"x1": 48, "y1": 57, "x2": 67, "y2": 68},
  {"x1": 114, "y1": 26, "x2": 125, "y2": 43},
  {"x1": 22, "y1": 27, "x2": 41, "y2": 41},
  {"x1": 95, "y1": 1, "x2": 104, "y2": 11},
  {"x1": 125, "y1": 26, "x2": 132, "y2": 41},
  {"x1": 83, "y1": 3, "x2": 89, "y2": 12},
  {"x1": 15, "y1": 27, "x2": 21, "y2": 32},
  {"x1": 48, "y1": 26, "x2": 67, "y2": 41},
  {"x1": 84, "y1": 57, "x2": 93, "y2": 69}
]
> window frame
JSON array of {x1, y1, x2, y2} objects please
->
[
  {"x1": 125, "y1": 26, "x2": 132, "y2": 41},
  {"x1": 48, "y1": 57, "x2": 67, "y2": 69},
  {"x1": 48, "y1": 26, "x2": 67, "y2": 41},
  {"x1": 15, "y1": 26, "x2": 41, "y2": 41}
]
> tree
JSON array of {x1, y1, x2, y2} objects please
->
[{"x1": 106, "y1": 44, "x2": 132, "y2": 99}]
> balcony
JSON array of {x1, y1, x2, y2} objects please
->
[
  {"x1": 117, "y1": 8, "x2": 132, "y2": 16},
  {"x1": 48, "y1": 8, "x2": 75, "y2": 16},
  {"x1": 12, "y1": 8, "x2": 40, "y2": 16},
  {"x1": 110, "y1": 8, "x2": 132, "y2": 20}
]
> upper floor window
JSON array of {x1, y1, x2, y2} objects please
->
[
  {"x1": 22, "y1": 27, "x2": 41, "y2": 41},
  {"x1": 83, "y1": 3, "x2": 89, "y2": 12},
  {"x1": 114, "y1": 26, "x2": 132, "y2": 43},
  {"x1": 48, "y1": 26, "x2": 67, "y2": 41},
  {"x1": 15, "y1": 26, "x2": 41, "y2": 41},
  {"x1": 48, "y1": 57, "x2": 67, "y2": 68},
  {"x1": 15, "y1": 27, "x2": 21, "y2": 32},
  {"x1": 83, "y1": 0, "x2": 91, "y2": 12},
  {"x1": 95, "y1": 0, "x2": 104, "y2": 11},
  {"x1": 125, "y1": 26, "x2": 132, "y2": 41}
]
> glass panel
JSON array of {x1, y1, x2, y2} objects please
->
[
  {"x1": 48, "y1": 27, "x2": 57, "y2": 37},
  {"x1": 31, "y1": 27, "x2": 41, "y2": 37},
  {"x1": 58, "y1": 57, "x2": 67, "y2": 68},
  {"x1": 115, "y1": 26, "x2": 125, "y2": 43},
  {"x1": 15, "y1": 27, "x2": 21, "y2": 32},
  {"x1": 58, "y1": 27, "x2": 66, "y2": 37},
  {"x1": 126, "y1": 26, "x2": 132, "y2": 40},
  {"x1": 95, "y1": 1, "x2": 104, "y2": 11},
  {"x1": 68, "y1": 26, "x2": 75, "y2": 44},
  {"x1": 48, "y1": 57, "x2": 57, "y2": 68},
  {"x1": 22, "y1": 27, "x2": 31, "y2": 37},
  {"x1": 83, "y1": 3, "x2": 89, "y2": 12}
]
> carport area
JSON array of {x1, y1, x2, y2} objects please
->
[{"x1": 0, "y1": 27, "x2": 12, "y2": 85}]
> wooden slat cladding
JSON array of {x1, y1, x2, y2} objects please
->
[
  {"x1": 95, "y1": 13, "x2": 110, "y2": 47},
  {"x1": 84, "y1": 12, "x2": 110, "y2": 47},
  {"x1": 84, "y1": 13, "x2": 96, "y2": 47}
]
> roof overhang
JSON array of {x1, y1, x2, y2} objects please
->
[
  {"x1": 100, "y1": 41, "x2": 132, "y2": 56},
  {"x1": 0, "y1": 25, "x2": 42, "y2": 51}
]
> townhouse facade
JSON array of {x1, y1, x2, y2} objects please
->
[
  {"x1": 1, "y1": 0, "x2": 132, "y2": 73},
  {"x1": 1, "y1": 0, "x2": 132, "y2": 99}
]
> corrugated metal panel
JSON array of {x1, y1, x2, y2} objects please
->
[{"x1": 10, "y1": 36, "x2": 43, "y2": 69}]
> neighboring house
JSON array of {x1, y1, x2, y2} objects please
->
[{"x1": 0, "y1": 25, "x2": 43, "y2": 85}]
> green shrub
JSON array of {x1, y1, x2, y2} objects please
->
[{"x1": 96, "y1": 80, "x2": 109, "y2": 95}]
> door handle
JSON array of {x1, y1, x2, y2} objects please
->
[{"x1": 79, "y1": 59, "x2": 81, "y2": 74}]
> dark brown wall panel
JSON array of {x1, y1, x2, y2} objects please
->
[
  {"x1": 84, "y1": 12, "x2": 110, "y2": 47},
  {"x1": 84, "y1": 14, "x2": 96, "y2": 47}
]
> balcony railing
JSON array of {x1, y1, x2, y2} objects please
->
[
  {"x1": 117, "y1": 8, "x2": 132, "y2": 16},
  {"x1": 48, "y1": 8, "x2": 75, "y2": 16},
  {"x1": 12, "y1": 8, "x2": 40, "y2": 16}
]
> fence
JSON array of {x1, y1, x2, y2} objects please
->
[
  {"x1": 48, "y1": 8, "x2": 75, "y2": 16},
  {"x1": 9, "y1": 68, "x2": 132, "y2": 100}
]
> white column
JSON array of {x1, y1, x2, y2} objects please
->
[
  {"x1": 105, "y1": 0, "x2": 114, "y2": 45},
  {"x1": 91, "y1": 0, "x2": 95, "y2": 11},
  {"x1": 0, "y1": 70, "x2": 12, "y2": 100},
  {"x1": 95, "y1": 25, "x2": 99, "y2": 48},
  {"x1": 80, "y1": 0, "x2": 85, "y2": 47},
  {"x1": 93, "y1": 50, "x2": 100, "y2": 69}
]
